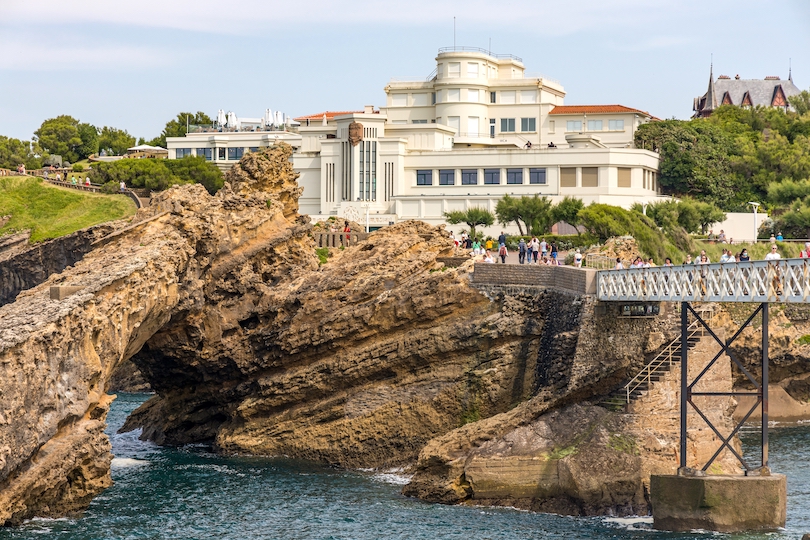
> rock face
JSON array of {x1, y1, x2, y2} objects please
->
[{"x1": 0, "y1": 225, "x2": 117, "y2": 306}]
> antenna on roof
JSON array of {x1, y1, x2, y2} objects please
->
[{"x1": 789, "y1": 58, "x2": 793, "y2": 82}]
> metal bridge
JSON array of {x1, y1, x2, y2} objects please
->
[
  {"x1": 594, "y1": 259, "x2": 810, "y2": 475},
  {"x1": 597, "y1": 259, "x2": 810, "y2": 303}
]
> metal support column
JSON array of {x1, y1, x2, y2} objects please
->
[
  {"x1": 680, "y1": 301, "x2": 688, "y2": 470},
  {"x1": 762, "y1": 302, "x2": 769, "y2": 468}
]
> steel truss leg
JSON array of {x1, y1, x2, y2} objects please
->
[{"x1": 678, "y1": 302, "x2": 770, "y2": 474}]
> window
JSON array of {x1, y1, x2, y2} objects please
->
[
  {"x1": 566, "y1": 120, "x2": 582, "y2": 131},
  {"x1": 484, "y1": 169, "x2": 500, "y2": 184},
  {"x1": 416, "y1": 170, "x2": 432, "y2": 186},
  {"x1": 500, "y1": 118, "x2": 516, "y2": 132},
  {"x1": 609, "y1": 119, "x2": 625, "y2": 131},
  {"x1": 391, "y1": 94, "x2": 407, "y2": 107},
  {"x1": 587, "y1": 120, "x2": 603, "y2": 131},
  {"x1": 432, "y1": 92, "x2": 436, "y2": 105},
  {"x1": 489, "y1": 118, "x2": 495, "y2": 137},
  {"x1": 448, "y1": 62, "x2": 460, "y2": 78},
  {"x1": 467, "y1": 62, "x2": 479, "y2": 78},
  {"x1": 467, "y1": 89, "x2": 479, "y2": 102},
  {"x1": 447, "y1": 88, "x2": 460, "y2": 102},
  {"x1": 560, "y1": 167, "x2": 576, "y2": 187},
  {"x1": 439, "y1": 169, "x2": 455, "y2": 185},
  {"x1": 176, "y1": 148, "x2": 192, "y2": 158},
  {"x1": 500, "y1": 91, "x2": 516, "y2": 104},
  {"x1": 529, "y1": 168, "x2": 546, "y2": 184},
  {"x1": 196, "y1": 148, "x2": 212, "y2": 160},
  {"x1": 461, "y1": 169, "x2": 478, "y2": 185},
  {"x1": 506, "y1": 169, "x2": 523, "y2": 184},
  {"x1": 227, "y1": 147, "x2": 244, "y2": 160},
  {"x1": 490, "y1": 91, "x2": 496, "y2": 103},
  {"x1": 413, "y1": 93, "x2": 429, "y2": 106},
  {"x1": 548, "y1": 120, "x2": 555, "y2": 134},
  {"x1": 217, "y1": 147, "x2": 226, "y2": 160},
  {"x1": 412, "y1": 119, "x2": 428, "y2": 124},
  {"x1": 520, "y1": 118, "x2": 536, "y2": 132},
  {"x1": 520, "y1": 90, "x2": 536, "y2": 104},
  {"x1": 582, "y1": 167, "x2": 598, "y2": 187},
  {"x1": 617, "y1": 167, "x2": 631, "y2": 188},
  {"x1": 447, "y1": 116, "x2": 460, "y2": 133},
  {"x1": 467, "y1": 116, "x2": 479, "y2": 136}
]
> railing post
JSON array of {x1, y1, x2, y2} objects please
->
[
  {"x1": 680, "y1": 301, "x2": 688, "y2": 470},
  {"x1": 762, "y1": 302, "x2": 769, "y2": 468}
]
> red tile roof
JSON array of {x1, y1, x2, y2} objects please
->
[
  {"x1": 294, "y1": 110, "x2": 365, "y2": 121},
  {"x1": 548, "y1": 105, "x2": 652, "y2": 116}
]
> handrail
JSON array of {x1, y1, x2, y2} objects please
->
[
  {"x1": 437, "y1": 46, "x2": 522, "y2": 62},
  {"x1": 621, "y1": 309, "x2": 714, "y2": 403}
]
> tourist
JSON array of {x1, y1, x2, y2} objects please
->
[
  {"x1": 739, "y1": 249, "x2": 750, "y2": 261},
  {"x1": 119, "y1": 181, "x2": 126, "y2": 192},
  {"x1": 540, "y1": 238, "x2": 548, "y2": 259},
  {"x1": 769, "y1": 233, "x2": 776, "y2": 243},
  {"x1": 518, "y1": 238, "x2": 527, "y2": 264},
  {"x1": 765, "y1": 245, "x2": 781, "y2": 260},
  {"x1": 708, "y1": 229, "x2": 715, "y2": 242},
  {"x1": 800, "y1": 242, "x2": 810, "y2": 258},
  {"x1": 545, "y1": 256, "x2": 555, "y2": 266},
  {"x1": 776, "y1": 232, "x2": 784, "y2": 241},
  {"x1": 550, "y1": 241, "x2": 558, "y2": 262},
  {"x1": 343, "y1": 221, "x2": 351, "y2": 246},
  {"x1": 498, "y1": 231, "x2": 507, "y2": 248},
  {"x1": 574, "y1": 249, "x2": 583, "y2": 267},
  {"x1": 485, "y1": 238, "x2": 493, "y2": 251},
  {"x1": 71, "y1": 176, "x2": 77, "y2": 184},
  {"x1": 483, "y1": 249, "x2": 494, "y2": 263},
  {"x1": 646, "y1": 257, "x2": 656, "y2": 267},
  {"x1": 498, "y1": 243, "x2": 508, "y2": 264},
  {"x1": 524, "y1": 141, "x2": 532, "y2": 149},
  {"x1": 700, "y1": 249, "x2": 711, "y2": 263},
  {"x1": 472, "y1": 239, "x2": 481, "y2": 256},
  {"x1": 684, "y1": 254, "x2": 694, "y2": 265},
  {"x1": 614, "y1": 257, "x2": 623, "y2": 270},
  {"x1": 664, "y1": 258, "x2": 673, "y2": 267},
  {"x1": 718, "y1": 230, "x2": 727, "y2": 243},
  {"x1": 464, "y1": 236, "x2": 473, "y2": 249},
  {"x1": 632, "y1": 256, "x2": 643, "y2": 268},
  {"x1": 85, "y1": 177, "x2": 91, "y2": 186},
  {"x1": 55, "y1": 173, "x2": 61, "y2": 182},
  {"x1": 719, "y1": 249, "x2": 731, "y2": 263},
  {"x1": 530, "y1": 237, "x2": 539, "y2": 263}
]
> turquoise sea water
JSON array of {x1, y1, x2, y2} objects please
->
[{"x1": 1, "y1": 393, "x2": 808, "y2": 540}]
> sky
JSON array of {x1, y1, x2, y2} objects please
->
[{"x1": 1, "y1": 0, "x2": 808, "y2": 142}]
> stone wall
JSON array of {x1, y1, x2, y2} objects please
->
[{"x1": 472, "y1": 263, "x2": 597, "y2": 295}]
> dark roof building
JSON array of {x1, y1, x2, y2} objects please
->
[{"x1": 693, "y1": 66, "x2": 801, "y2": 117}]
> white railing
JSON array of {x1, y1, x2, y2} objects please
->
[{"x1": 597, "y1": 259, "x2": 810, "y2": 303}]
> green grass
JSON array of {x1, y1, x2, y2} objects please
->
[
  {"x1": 315, "y1": 247, "x2": 329, "y2": 265},
  {"x1": 797, "y1": 335, "x2": 810, "y2": 345},
  {"x1": 695, "y1": 240, "x2": 802, "y2": 262},
  {"x1": 0, "y1": 176, "x2": 136, "y2": 242}
]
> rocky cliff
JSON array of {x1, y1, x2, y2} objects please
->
[{"x1": 0, "y1": 144, "x2": 751, "y2": 525}]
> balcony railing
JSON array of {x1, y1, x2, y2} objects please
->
[
  {"x1": 186, "y1": 124, "x2": 299, "y2": 134},
  {"x1": 437, "y1": 46, "x2": 522, "y2": 62}
]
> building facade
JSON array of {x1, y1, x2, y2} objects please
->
[{"x1": 169, "y1": 48, "x2": 665, "y2": 233}]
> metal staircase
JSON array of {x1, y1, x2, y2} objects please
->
[{"x1": 600, "y1": 311, "x2": 713, "y2": 410}]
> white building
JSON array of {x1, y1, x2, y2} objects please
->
[{"x1": 169, "y1": 48, "x2": 665, "y2": 233}]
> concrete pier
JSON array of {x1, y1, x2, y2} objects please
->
[{"x1": 651, "y1": 474, "x2": 786, "y2": 532}]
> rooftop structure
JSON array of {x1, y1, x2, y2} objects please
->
[{"x1": 693, "y1": 66, "x2": 801, "y2": 117}]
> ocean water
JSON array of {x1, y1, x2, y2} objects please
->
[{"x1": 1, "y1": 393, "x2": 808, "y2": 539}]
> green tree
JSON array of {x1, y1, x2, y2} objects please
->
[
  {"x1": 551, "y1": 196, "x2": 584, "y2": 234},
  {"x1": 34, "y1": 115, "x2": 83, "y2": 163},
  {"x1": 789, "y1": 90, "x2": 810, "y2": 117},
  {"x1": 89, "y1": 159, "x2": 183, "y2": 191},
  {"x1": 98, "y1": 126, "x2": 136, "y2": 156},
  {"x1": 495, "y1": 194, "x2": 525, "y2": 235},
  {"x1": 164, "y1": 156, "x2": 223, "y2": 194},
  {"x1": 149, "y1": 111, "x2": 213, "y2": 148},
  {"x1": 518, "y1": 194, "x2": 553, "y2": 235},
  {"x1": 76, "y1": 122, "x2": 99, "y2": 159},
  {"x1": 444, "y1": 207, "x2": 494, "y2": 239},
  {"x1": 0, "y1": 136, "x2": 43, "y2": 170},
  {"x1": 768, "y1": 178, "x2": 810, "y2": 206}
]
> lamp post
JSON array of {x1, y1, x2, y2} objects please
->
[
  {"x1": 749, "y1": 202, "x2": 760, "y2": 243},
  {"x1": 362, "y1": 203, "x2": 370, "y2": 233}
]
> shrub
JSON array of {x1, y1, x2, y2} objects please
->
[{"x1": 72, "y1": 163, "x2": 84, "y2": 172}]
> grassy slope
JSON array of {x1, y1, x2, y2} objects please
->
[
  {"x1": 0, "y1": 176, "x2": 136, "y2": 242},
  {"x1": 695, "y1": 240, "x2": 802, "y2": 261}
]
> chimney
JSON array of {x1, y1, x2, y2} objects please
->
[{"x1": 364, "y1": 105, "x2": 374, "y2": 114}]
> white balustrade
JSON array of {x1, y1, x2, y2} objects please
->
[{"x1": 597, "y1": 259, "x2": 810, "y2": 303}]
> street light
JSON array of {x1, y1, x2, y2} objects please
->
[{"x1": 748, "y1": 202, "x2": 760, "y2": 243}]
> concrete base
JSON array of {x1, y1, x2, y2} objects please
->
[{"x1": 651, "y1": 474, "x2": 786, "y2": 532}]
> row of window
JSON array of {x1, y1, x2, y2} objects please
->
[
  {"x1": 175, "y1": 147, "x2": 260, "y2": 160},
  {"x1": 416, "y1": 168, "x2": 547, "y2": 186},
  {"x1": 390, "y1": 89, "x2": 537, "y2": 107},
  {"x1": 564, "y1": 119, "x2": 625, "y2": 132}
]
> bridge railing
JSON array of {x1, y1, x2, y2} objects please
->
[{"x1": 597, "y1": 259, "x2": 810, "y2": 302}]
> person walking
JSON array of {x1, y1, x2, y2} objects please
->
[
  {"x1": 550, "y1": 241, "x2": 558, "y2": 262},
  {"x1": 518, "y1": 238, "x2": 527, "y2": 264},
  {"x1": 614, "y1": 257, "x2": 623, "y2": 270},
  {"x1": 498, "y1": 243, "x2": 508, "y2": 264},
  {"x1": 498, "y1": 231, "x2": 507, "y2": 248},
  {"x1": 574, "y1": 249, "x2": 582, "y2": 267},
  {"x1": 739, "y1": 249, "x2": 750, "y2": 261},
  {"x1": 765, "y1": 245, "x2": 782, "y2": 295},
  {"x1": 800, "y1": 242, "x2": 810, "y2": 258},
  {"x1": 530, "y1": 237, "x2": 539, "y2": 263},
  {"x1": 540, "y1": 238, "x2": 548, "y2": 259},
  {"x1": 343, "y1": 221, "x2": 351, "y2": 246}
]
